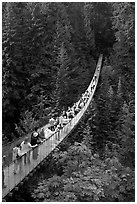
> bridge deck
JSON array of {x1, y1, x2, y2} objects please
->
[{"x1": 2, "y1": 54, "x2": 103, "y2": 199}]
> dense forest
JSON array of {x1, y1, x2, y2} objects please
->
[{"x1": 3, "y1": 2, "x2": 135, "y2": 202}]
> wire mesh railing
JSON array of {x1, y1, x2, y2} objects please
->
[{"x1": 2, "y1": 54, "x2": 103, "y2": 199}]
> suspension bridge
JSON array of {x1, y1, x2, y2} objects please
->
[{"x1": 2, "y1": 54, "x2": 103, "y2": 199}]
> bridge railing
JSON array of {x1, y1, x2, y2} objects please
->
[{"x1": 2, "y1": 54, "x2": 103, "y2": 199}]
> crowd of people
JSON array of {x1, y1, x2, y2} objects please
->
[{"x1": 2, "y1": 73, "x2": 98, "y2": 187}]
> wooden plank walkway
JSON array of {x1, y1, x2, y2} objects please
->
[{"x1": 2, "y1": 54, "x2": 103, "y2": 199}]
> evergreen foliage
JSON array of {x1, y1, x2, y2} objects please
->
[
  {"x1": 31, "y1": 143, "x2": 134, "y2": 202},
  {"x1": 2, "y1": 2, "x2": 97, "y2": 140}
]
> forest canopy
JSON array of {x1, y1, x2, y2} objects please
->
[{"x1": 2, "y1": 2, "x2": 116, "y2": 141}]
